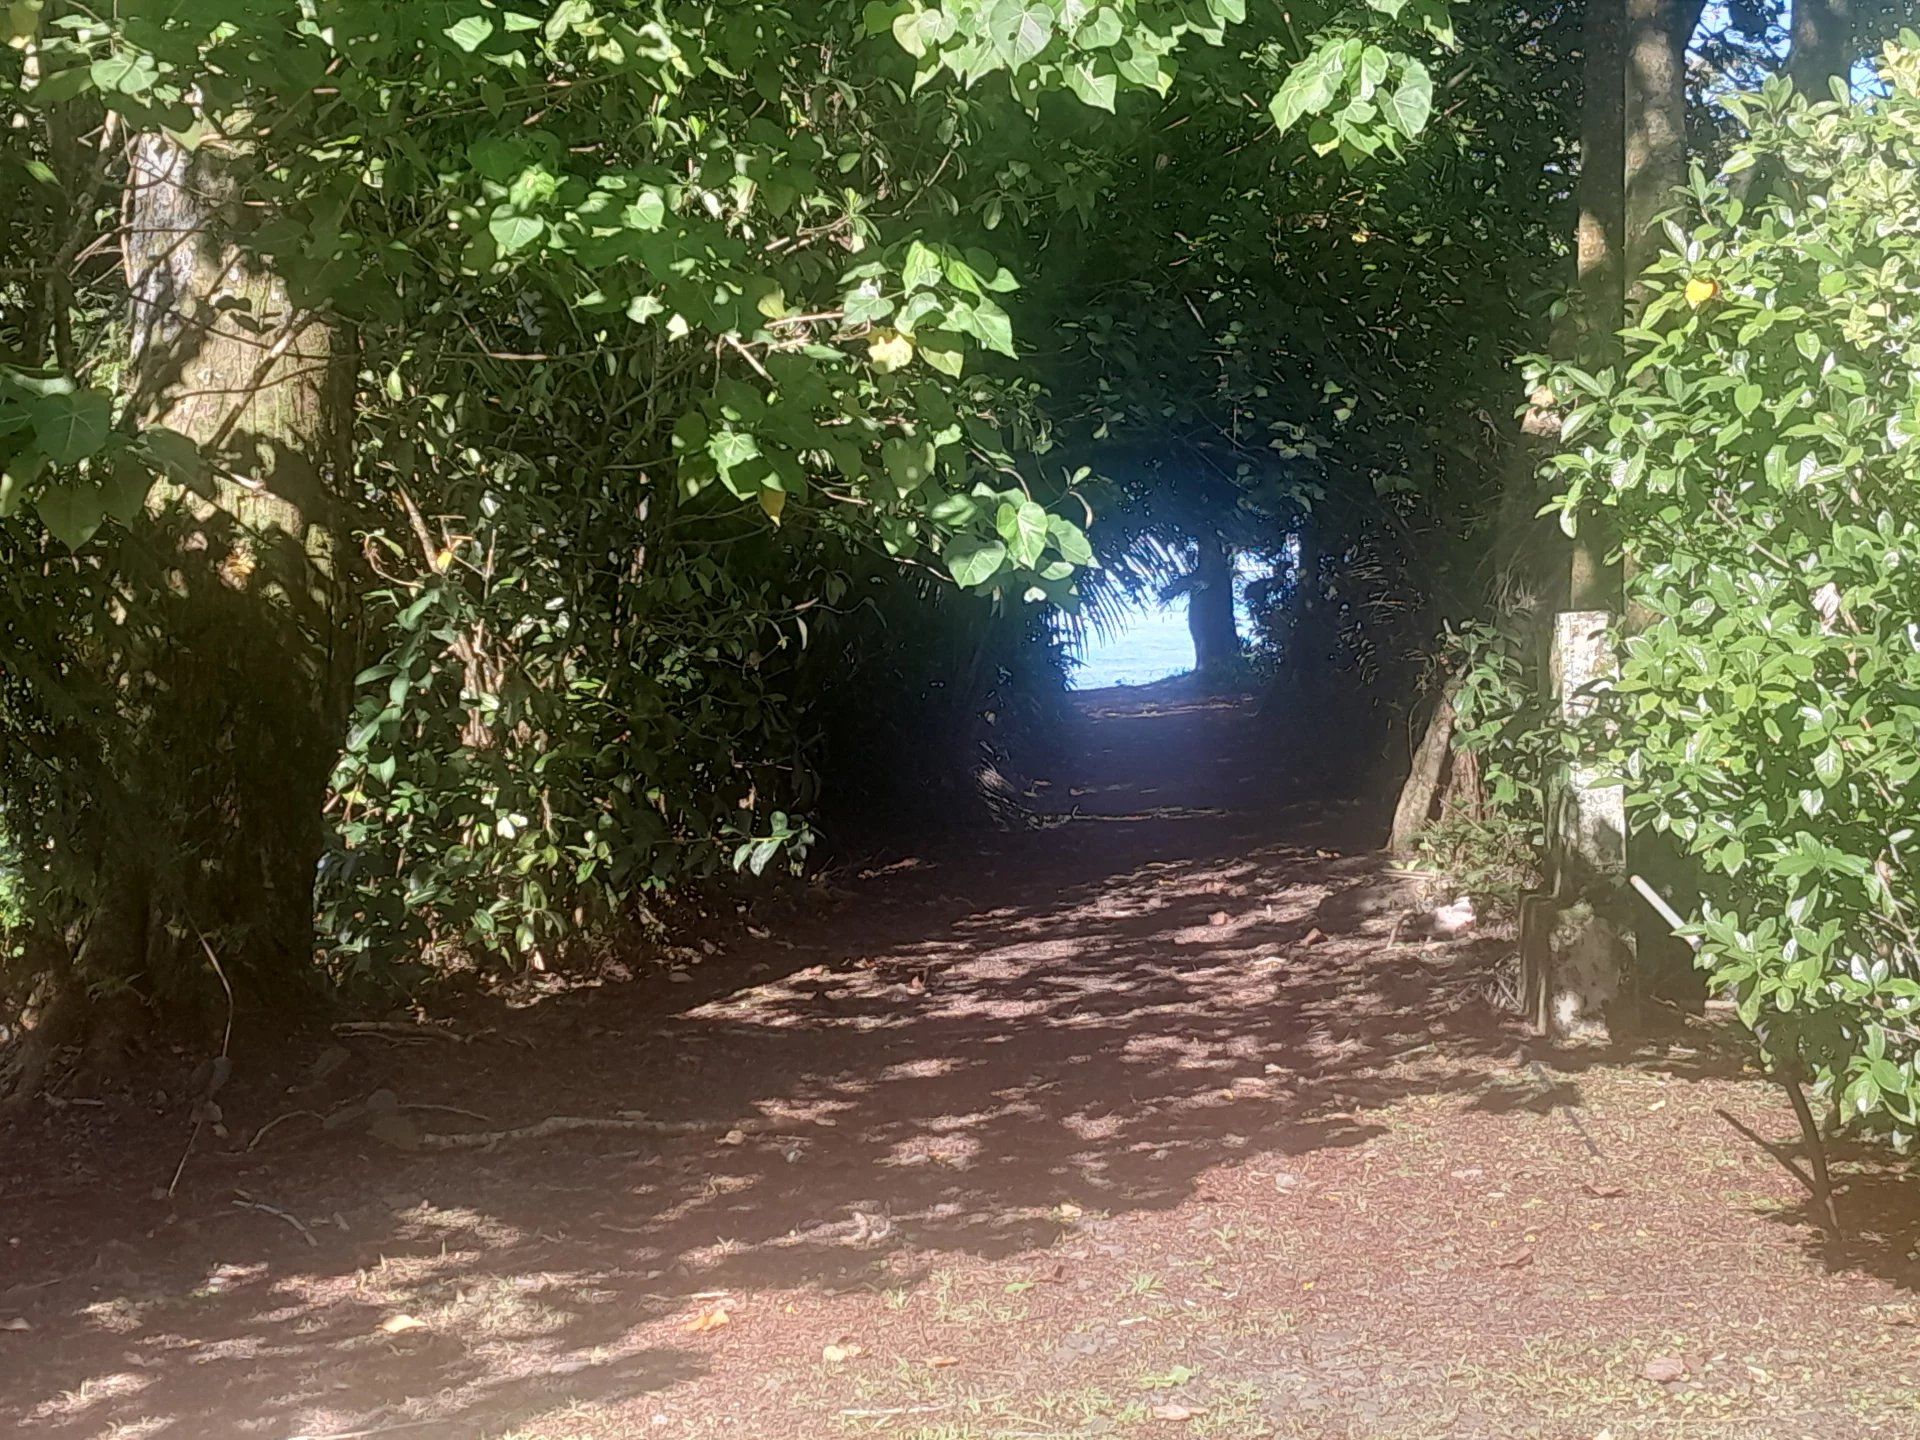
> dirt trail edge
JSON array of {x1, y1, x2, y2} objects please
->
[{"x1": 2, "y1": 687, "x2": 1917, "y2": 1440}]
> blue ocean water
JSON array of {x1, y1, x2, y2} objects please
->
[
  {"x1": 1066, "y1": 598, "x2": 1194, "y2": 691},
  {"x1": 1064, "y1": 553, "x2": 1277, "y2": 691}
]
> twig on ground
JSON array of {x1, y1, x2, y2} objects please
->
[
  {"x1": 410, "y1": 1111, "x2": 794, "y2": 1152},
  {"x1": 165, "y1": 1121, "x2": 203, "y2": 1198},
  {"x1": 166, "y1": 926, "x2": 238, "y2": 1198},
  {"x1": 233, "y1": 1197, "x2": 318, "y2": 1248},
  {"x1": 282, "y1": 1420, "x2": 448, "y2": 1440},
  {"x1": 245, "y1": 1109, "x2": 326, "y2": 1152},
  {"x1": 334, "y1": 1021, "x2": 468, "y2": 1044},
  {"x1": 401, "y1": 1103, "x2": 491, "y2": 1122},
  {"x1": 198, "y1": 929, "x2": 235, "y2": 1061}
]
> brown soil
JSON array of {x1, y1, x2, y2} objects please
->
[{"x1": 2, "y1": 685, "x2": 1917, "y2": 1440}]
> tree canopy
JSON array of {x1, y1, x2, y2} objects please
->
[{"x1": 4, "y1": 0, "x2": 1920, "y2": 1168}]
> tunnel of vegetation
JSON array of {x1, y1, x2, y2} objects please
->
[{"x1": 4, "y1": 2, "x2": 1920, "y2": 1152}]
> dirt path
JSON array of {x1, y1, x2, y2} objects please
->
[{"x1": 3, "y1": 687, "x2": 1917, "y2": 1439}]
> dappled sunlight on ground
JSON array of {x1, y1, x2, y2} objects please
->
[{"x1": 2, "y1": 681, "x2": 1917, "y2": 1438}]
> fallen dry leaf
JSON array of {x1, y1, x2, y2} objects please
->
[
  {"x1": 685, "y1": 1308, "x2": 732, "y2": 1334},
  {"x1": 1582, "y1": 1182, "x2": 1626, "y2": 1199},
  {"x1": 1300, "y1": 927, "x2": 1325, "y2": 947},
  {"x1": 924, "y1": 1354, "x2": 960, "y2": 1369},
  {"x1": 1208, "y1": 911, "x2": 1231, "y2": 926},
  {"x1": 1055, "y1": 1201, "x2": 1084, "y2": 1221},
  {"x1": 377, "y1": 1314, "x2": 426, "y2": 1335},
  {"x1": 1496, "y1": 1245, "x2": 1535, "y2": 1269},
  {"x1": 1643, "y1": 1354, "x2": 1688, "y2": 1384},
  {"x1": 1, "y1": 1317, "x2": 30, "y2": 1332},
  {"x1": 1151, "y1": 1402, "x2": 1205, "y2": 1421},
  {"x1": 822, "y1": 1342, "x2": 864, "y2": 1363}
]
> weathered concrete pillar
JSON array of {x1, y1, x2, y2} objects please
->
[{"x1": 1520, "y1": 611, "x2": 1633, "y2": 1039}]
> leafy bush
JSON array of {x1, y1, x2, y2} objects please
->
[
  {"x1": 1409, "y1": 619, "x2": 1553, "y2": 909},
  {"x1": 1444, "y1": 617, "x2": 1555, "y2": 833},
  {"x1": 1548, "y1": 39, "x2": 1920, "y2": 1142}
]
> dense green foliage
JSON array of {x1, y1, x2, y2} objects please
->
[
  {"x1": 6, "y1": 0, "x2": 1917, "y2": 1187},
  {"x1": 0, "y1": 0, "x2": 1462, "y2": 1037},
  {"x1": 1548, "y1": 39, "x2": 1920, "y2": 1141}
]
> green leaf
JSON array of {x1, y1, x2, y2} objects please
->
[
  {"x1": 883, "y1": 437, "x2": 935, "y2": 493},
  {"x1": 488, "y1": 210, "x2": 546, "y2": 256},
  {"x1": 918, "y1": 334, "x2": 965, "y2": 376},
  {"x1": 1047, "y1": 514, "x2": 1095, "y2": 566},
  {"x1": 1734, "y1": 383, "x2": 1762, "y2": 417},
  {"x1": 26, "y1": 387, "x2": 111, "y2": 465},
  {"x1": 945, "y1": 534, "x2": 1008, "y2": 588},
  {"x1": 988, "y1": 0, "x2": 1055, "y2": 69},
  {"x1": 892, "y1": 7, "x2": 951, "y2": 57},
  {"x1": 1077, "y1": 7, "x2": 1123, "y2": 48},
  {"x1": 968, "y1": 299, "x2": 1016, "y2": 357},
  {"x1": 902, "y1": 240, "x2": 943, "y2": 290},
  {"x1": 98, "y1": 456, "x2": 157, "y2": 525},
  {"x1": 997, "y1": 497, "x2": 1049, "y2": 567},
  {"x1": 36, "y1": 481, "x2": 106, "y2": 549},
  {"x1": 707, "y1": 429, "x2": 762, "y2": 478},
  {"x1": 1358, "y1": 44, "x2": 1389, "y2": 100},
  {"x1": 1813, "y1": 742, "x2": 1843, "y2": 787},
  {"x1": 1269, "y1": 41, "x2": 1349, "y2": 137},
  {"x1": 139, "y1": 427, "x2": 205, "y2": 488},
  {"x1": 89, "y1": 50, "x2": 158, "y2": 97},
  {"x1": 1065, "y1": 58, "x2": 1118, "y2": 111},
  {"x1": 545, "y1": 0, "x2": 593, "y2": 42},
  {"x1": 624, "y1": 189, "x2": 667, "y2": 231},
  {"x1": 844, "y1": 290, "x2": 895, "y2": 327},
  {"x1": 1382, "y1": 57, "x2": 1433, "y2": 139},
  {"x1": 443, "y1": 15, "x2": 496, "y2": 52},
  {"x1": 931, "y1": 493, "x2": 980, "y2": 526}
]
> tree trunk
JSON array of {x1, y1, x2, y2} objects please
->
[
  {"x1": 1389, "y1": 676, "x2": 1462, "y2": 853},
  {"x1": 114, "y1": 134, "x2": 357, "y2": 1012},
  {"x1": 1187, "y1": 532, "x2": 1239, "y2": 673},
  {"x1": 1787, "y1": 0, "x2": 1856, "y2": 99},
  {"x1": 1566, "y1": 0, "x2": 1630, "y2": 611},
  {"x1": 1624, "y1": 0, "x2": 1706, "y2": 297},
  {"x1": 1571, "y1": 0, "x2": 1628, "y2": 367}
]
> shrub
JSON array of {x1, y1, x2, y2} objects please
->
[{"x1": 1547, "y1": 38, "x2": 1920, "y2": 1143}]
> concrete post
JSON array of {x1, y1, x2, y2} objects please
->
[{"x1": 1520, "y1": 611, "x2": 1633, "y2": 1039}]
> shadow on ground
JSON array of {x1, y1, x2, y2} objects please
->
[{"x1": 0, "y1": 685, "x2": 1909, "y2": 1439}]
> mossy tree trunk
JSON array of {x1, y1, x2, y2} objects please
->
[{"x1": 4, "y1": 135, "x2": 361, "y2": 1094}]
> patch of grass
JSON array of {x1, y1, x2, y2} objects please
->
[
  {"x1": 1138, "y1": 1363, "x2": 1199, "y2": 1389},
  {"x1": 420, "y1": 1274, "x2": 570, "y2": 1341},
  {"x1": 1218, "y1": 1309, "x2": 1300, "y2": 1340},
  {"x1": 924, "y1": 1268, "x2": 1030, "y2": 1327},
  {"x1": 1192, "y1": 1379, "x2": 1269, "y2": 1437}
]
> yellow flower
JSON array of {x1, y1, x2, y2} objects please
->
[{"x1": 1684, "y1": 276, "x2": 1720, "y2": 309}]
